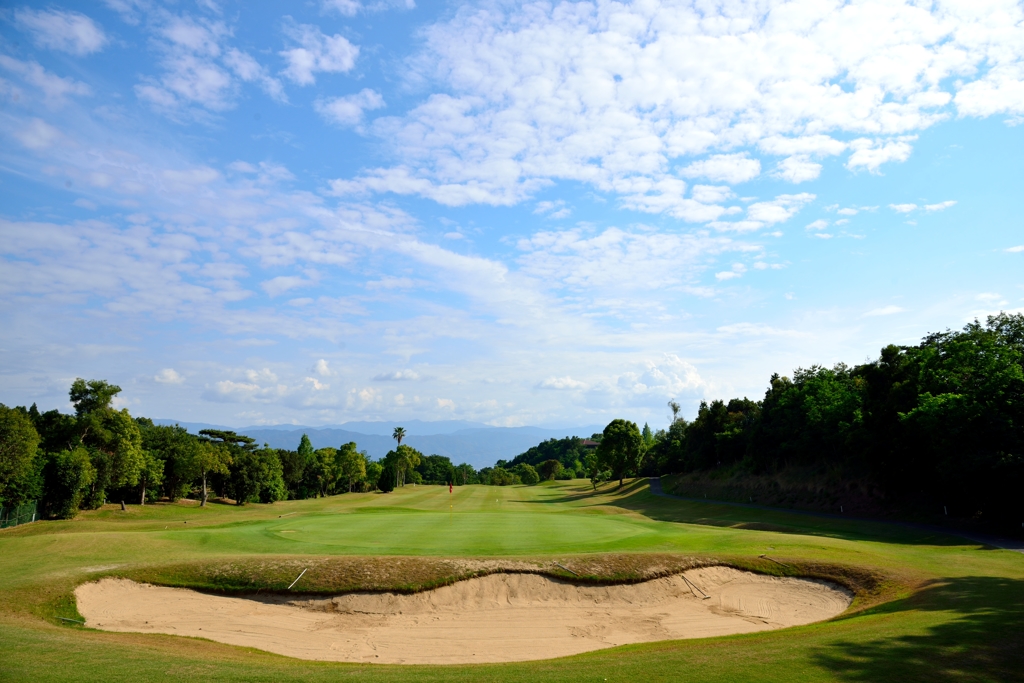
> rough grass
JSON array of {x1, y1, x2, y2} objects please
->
[{"x1": 1, "y1": 479, "x2": 1022, "y2": 682}]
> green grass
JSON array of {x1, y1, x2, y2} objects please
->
[{"x1": 1, "y1": 479, "x2": 1022, "y2": 682}]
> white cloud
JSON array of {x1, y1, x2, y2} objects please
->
[
  {"x1": 0, "y1": 55, "x2": 91, "y2": 105},
  {"x1": 758, "y1": 135, "x2": 847, "y2": 157},
  {"x1": 1005, "y1": 245, "x2": 1024, "y2": 253},
  {"x1": 328, "y1": 0, "x2": 1024, "y2": 213},
  {"x1": 534, "y1": 200, "x2": 572, "y2": 218},
  {"x1": 771, "y1": 156, "x2": 822, "y2": 183},
  {"x1": 374, "y1": 370, "x2": 421, "y2": 381},
  {"x1": 305, "y1": 377, "x2": 329, "y2": 390},
  {"x1": 924, "y1": 200, "x2": 957, "y2": 211},
  {"x1": 323, "y1": 0, "x2": 415, "y2": 15},
  {"x1": 13, "y1": 118, "x2": 61, "y2": 150},
  {"x1": 709, "y1": 193, "x2": 814, "y2": 233},
  {"x1": 837, "y1": 208, "x2": 858, "y2": 216},
  {"x1": 864, "y1": 305, "x2": 906, "y2": 317},
  {"x1": 14, "y1": 8, "x2": 108, "y2": 56},
  {"x1": 516, "y1": 226, "x2": 737, "y2": 295},
  {"x1": 134, "y1": 15, "x2": 237, "y2": 114},
  {"x1": 847, "y1": 137, "x2": 916, "y2": 173},
  {"x1": 690, "y1": 185, "x2": 733, "y2": 205},
  {"x1": 280, "y1": 23, "x2": 359, "y2": 85},
  {"x1": 680, "y1": 154, "x2": 761, "y2": 184},
  {"x1": 323, "y1": 0, "x2": 363, "y2": 17},
  {"x1": 315, "y1": 89, "x2": 385, "y2": 126},
  {"x1": 224, "y1": 49, "x2": 286, "y2": 102},
  {"x1": 313, "y1": 359, "x2": 332, "y2": 377},
  {"x1": 715, "y1": 263, "x2": 747, "y2": 281},
  {"x1": 747, "y1": 193, "x2": 816, "y2": 225},
  {"x1": 261, "y1": 275, "x2": 316, "y2": 297},
  {"x1": 890, "y1": 203, "x2": 918, "y2": 213},
  {"x1": 154, "y1": 368, "x2": 185, "y2": 384},
  {"x1": 538, "y1": 376, "x2": 587, "y2": 390},
  {"x1": 806, "y1": 219, "x2": 830, "y2": 231}
]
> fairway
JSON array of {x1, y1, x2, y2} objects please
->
[{"x1": 1, "y1": 479, "x2": 1023, "y2": 682}]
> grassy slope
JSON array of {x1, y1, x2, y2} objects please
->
[{"x1": 0, "y1": 480, "x2": 1022, "y2": 682}]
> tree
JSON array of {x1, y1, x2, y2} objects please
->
[
  {"x1": 416, "y1": 454, "x2": 456, "y2": 485},
  {"x1": 454, "y1": 462, "x2": 477, "y2": 485},
  {"x1": 393, "y1": 426, "x2": 406, "y2": 448},
  {"x1": 69, "y1": 379, "x2": 121, "y2": 417},
  {"x1": 227, "y1": 447, "x2": 285, "y2": 505},
  {"x1": 306, "y1": 447, "x2": 337, "y2": 498},
  {"x1": 70, "y1": 380, "x2": 144, "y2": 508},
  {"x1": 337, "y1": 442, "x2": 365, "y2": 493},
  {"x1": 137, "y1": 422, "x2": 201, "y2": 502},
  {"x1": 376, "y1": 462, "x2": 395, "y2": 492},
  {"x1": 0, "y1": 405, "x2": 40, "y2": 506},
  {"x1": 136, "y1": 451, "x2": 164, "y2": 505},
  {"x1": 42, "y1": 447, "x2": 95, "y2": 519},
  {"x1": 297, "y1": 434, "x2": 316, "y2": 488},
  {"x1": 193, "y1": 439, "x2": 232, "y2": 506},
  {"x1": 536, "y1": 459, "x2": 563, "y2": 481},
  {"x1": 381, "y1": 444, "x2": 422, "y2": 489},
  {"x1": 514, "y1": 463, "x2": 539, "y2": 485},
  {"x1": 485, "y1": 466, "x2": 519, "y2": 485},
  {"x1": 642, "y1": 422, "x2": 655, "y2": 449},
  {"x1": 583, "y1": 451, "x2": 609, "y2": 490},
  {"x1": 365, "y1": 458, "x2": 383, "y2": 492},
  {"x1": 596, "y1": 419, "x2": 645, "y2": 487}
]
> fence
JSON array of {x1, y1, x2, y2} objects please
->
[{"x1": 0, "y1": 501, "x2": 38, "y2": 529}]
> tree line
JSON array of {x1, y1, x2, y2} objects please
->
[
  {"x1": 0, "y1": 382, "x2": 484, "y2": 518},
  {"x1": 3, "y1": 313, "x2": 1019, "y2": 527},
  {"x1": 475, "y1": 314, "x2": 1024, "y2": 530}
]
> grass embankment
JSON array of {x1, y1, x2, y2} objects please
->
[{"x1": 1, "y1": 479, "x2": 1022, "y2": 682}]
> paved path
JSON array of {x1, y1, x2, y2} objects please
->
[{"x1": 647, "y1": 478, "x2": 1024, "y2": 554}]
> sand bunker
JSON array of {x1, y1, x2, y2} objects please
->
[{"x1": 75, "y1": 567, "x2": 851, "y2": 664}]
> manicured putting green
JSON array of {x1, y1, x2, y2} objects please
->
[{"x1": 265, "y1": 510, "x2": 652, "y2": 554}]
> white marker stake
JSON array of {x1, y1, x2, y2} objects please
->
[{"x1": 287, "y1": 568, "x2": 308, "y2": 590}]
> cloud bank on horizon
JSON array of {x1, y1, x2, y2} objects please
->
[{"x1": 0, "y1": 0, "x2": 1022, "y2": 429}]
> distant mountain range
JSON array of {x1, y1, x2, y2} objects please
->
[{"x1": 152, "y1": 420, "x2": 605, "y2": 469}]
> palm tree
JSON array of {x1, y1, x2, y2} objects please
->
[{"x1": 392, "y1": 427, "x2": 406, "y2": 488}]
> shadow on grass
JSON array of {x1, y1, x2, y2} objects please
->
[
  {"x1": 563, "y1": 480, "x2": 976, "y2": 547},
  {"x1": 817, "y1": 575, "x2": 1024, "y2": 682}
]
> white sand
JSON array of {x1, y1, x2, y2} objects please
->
[{"x1": 75, "y1": 567, "x2": 852, "y2": 664}]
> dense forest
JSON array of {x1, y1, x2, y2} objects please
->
[{"x1": 612, "y1": 313, "x2": 1022, "y2": 533}]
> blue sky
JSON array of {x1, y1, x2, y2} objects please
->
[{"x1": 1, "y1": 0, "x2": 1022, "y2": 429}]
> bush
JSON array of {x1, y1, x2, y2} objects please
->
[
  {"x1": 487, "y1": 466, "x2": 521, "y2": 486},
  {"x1": 377, "y1": 466, "x2": 395, "y2": 492},
  {"x1": 515, "y1": 463, "x2": 540, "y2": 485}
]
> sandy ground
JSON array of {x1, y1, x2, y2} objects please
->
[{"x1": 75, "y1": 567, "x2": 852, "y2": 664}]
